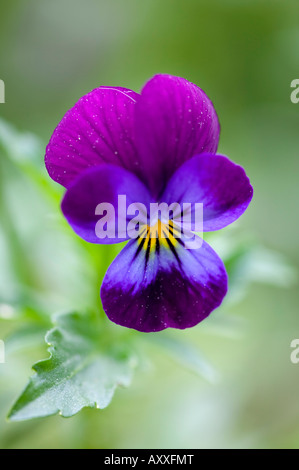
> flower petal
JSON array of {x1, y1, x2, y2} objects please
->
[
  {"x1": 135, "y1": 74, "x2": 220, "y2": 198},
  {"x1": 162, "y1": 153, "x2": 253, "y2": 232},
  {"x1": 101, "y1": 234, "x2": 227, "y2": 332},
  {"x1": 45, "y1": 87, "x2": 141, "y2": 188},
  {"x1": 61, "y1": 165, "x2": 152, "y2": 244}
]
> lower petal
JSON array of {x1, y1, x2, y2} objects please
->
[{"x1": 101, "y1": 234, "x2": 227, "y2": 332}]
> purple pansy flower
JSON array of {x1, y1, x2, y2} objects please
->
[{"x1": 45, "y1": 74, "x2": 253, "y2": 333}]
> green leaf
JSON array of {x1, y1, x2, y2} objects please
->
[
  {"x1": 0, "y1": 117, "x2": 42, "y2": 164},
  {"x1": 0, "y1": 118, "x2": 62, "y2": 203},
  {"x1": 8, "y1": 312, "x2": 136, "y2": 421},
  {"x1": 5, "y1": 324, "x2": 48, "y2": 354},
  {"x1": 146, "y1": 334, "x2": 219, "y2": 383},
  {"x1": 234, "y1": 247, "x2": 297, "y2": 288},
  {"x1": 207, "y1": 227, "x2": 297, "y2": 306}
]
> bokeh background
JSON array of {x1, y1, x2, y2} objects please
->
[{"x1": 0, "y1": 0, "x2": 298, "y2": 449}]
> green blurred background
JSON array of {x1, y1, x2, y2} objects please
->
[{"x1": 0, "y1": 0, "x2": 299, "y2": 449}]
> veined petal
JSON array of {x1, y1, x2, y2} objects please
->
[
  {"x1": 45, "y1": 87, "x2": 140, "y2": 188},
  {"x1": 101, "y1": 232, "x2": 227, "y2": 332},
  {"x1": 61, "y1": 165, "x2": 152, "y2": 244},
  {"x1": 162, "y1": 153, "x2": 253, "y2": 232},
  {"x1": 135, "y1": 74, "x2": 220, "y2": 198}
]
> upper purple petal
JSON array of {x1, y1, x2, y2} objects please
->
[
  {"x1": 134, "y1": 74, "x2": 220, "y2": 198},
  {"x1": 61, "y1": 164, "x2": 152, "y2": 244},
  {"x1": 162, "y1": 153, "x2": 253, "y2": 232},
  {"x1": 45, "y1": 87, "x2": 141, "y2": 188},
  {"x1": 101, "y1": 233, "x2": 227, "y2": 332}
]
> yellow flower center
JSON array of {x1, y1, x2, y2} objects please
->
[{"x1": 138, "y1": 219, "x2": 180, "y2": 253}]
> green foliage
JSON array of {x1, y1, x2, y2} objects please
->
[
  {"x1": 145, "y1": 333, "x2": 219, "y2": 383},
  {"x1": 0, "y1": 118, "x2": 296, "y2": 424},
  {"x1": 0, "y1": 0, "x2": 298, "y2": 448},
  {"x1": 8, "y1": 312, "x2": 136, "y2": 420}
]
